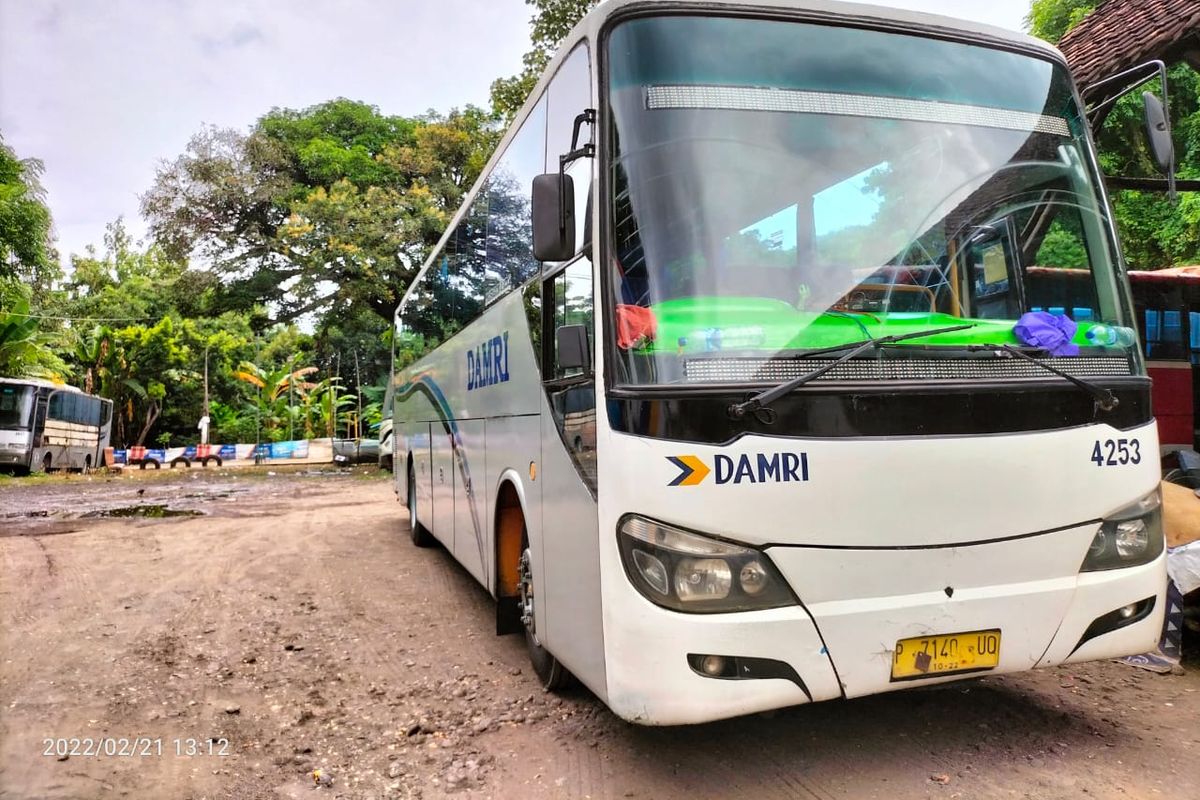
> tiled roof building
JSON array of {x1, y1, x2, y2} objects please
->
[{"x1": 1058, "y1": 0, "x2": 1200, "y2": 90}]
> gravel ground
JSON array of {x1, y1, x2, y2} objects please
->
[{"x1": 0, "y1": 468, "x2": 1197, "y2": 800}]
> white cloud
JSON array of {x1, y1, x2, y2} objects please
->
[{"x1": 0, "y1": 0, "x2": 531, "y2": 261}]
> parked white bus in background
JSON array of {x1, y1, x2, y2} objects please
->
[
  {"x1": 0, "y1": 378, "x2": 114, "y2": 475},
  {"x1": 392, "y1": 0, "x2": 1169, "y2": 724}
]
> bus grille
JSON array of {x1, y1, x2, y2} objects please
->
[{"x1": 683, "y1": 355, "x2": 1135, "y2": 383}]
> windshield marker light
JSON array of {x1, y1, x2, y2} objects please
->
[
  {"x1": 645, "y1": 85, "x2": 1072, "y2": 137},
  {"x1": 618, "y1": 516, "x2": 795, "y2": 613}
]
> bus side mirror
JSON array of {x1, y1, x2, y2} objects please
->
[
  {"x1": 1143, "y1": 92, "x2": 1175, "y2": 176},
  {"x1": 532, "y1": 173, "x2": 576, "y2": 262},
  {"x1": 556, "y1": 324, "x2": 590, "y2": 372}
]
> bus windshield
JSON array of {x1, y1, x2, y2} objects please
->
[
  {"x1": 0, "y1": 384, "x2": 34, "y2": 429},
  {"x1": 607, "y1": 16, "x2": 1132, "y2": 386}
]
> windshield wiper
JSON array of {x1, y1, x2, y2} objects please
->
[
  {"x1": 726, "y1": 324, "x2": 976, "y2": 421},
  {"x1": 963, "y1": 343, "x2": 1119, "y2": 412}
]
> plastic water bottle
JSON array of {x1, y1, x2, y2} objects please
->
[{"x1": 1085, "y1": 324, "x2": 1136, "y2": 348}]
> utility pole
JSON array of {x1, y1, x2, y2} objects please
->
[
  {"x1": 199, "y1": 342, "x2": 211, "y2": 445},
  {"x1": 254, "y1": 336, "x2": 262, "y2": 464},
  {"x1": 354, "y1": 350, "x2": 362, "y2": 441},
  {"x1": 288, "y1": 354, "x2": 295, "y2": 442}
]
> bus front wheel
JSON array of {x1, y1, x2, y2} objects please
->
[
  {"x1": 518, "y1": 541, "x2": 571, "y2": 691},
  {"x1": 41, "y1": 453, "x2": 52, "y2": 474}
]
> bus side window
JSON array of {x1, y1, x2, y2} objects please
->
[
  {"x1": 545, "y1": 43, "x2": 592, "y2": 260},
  {"x1": 1191, "y1": 311, "x2": 1200, "y2": 365},
  {"x1": 551, "y1": 261, "x2": 594, "y2": 380},
  {"x1": 1145, "y1": 308, "x2": 1186, "y2": 359}
]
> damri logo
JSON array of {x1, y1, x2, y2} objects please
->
[{"x1": 667, "y1": 452, "x2": 810, "y2": 486}]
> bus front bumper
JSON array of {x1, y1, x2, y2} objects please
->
[
  {"x1": 602, "y1": 522, "x2": 1165, "y2": 724},
  {"x1": 765, "y1": 523, "x2": 1165, "y2": 699}
]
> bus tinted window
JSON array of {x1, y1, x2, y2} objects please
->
[
  {"x1": 399, "y1": 95, "x2": 551, "y2": 364},
  {"x1": 487, "y1": 95, "x2": 546, "y2": 291},
  {"x1": 0, "y1": 385, "x2": 33, "y2": 429},
  {"x1": 1191, "y1": 311, "x2": 1200, "y2": 364},
  {"x1": 545, "y1": 45, "x2": 592, "y2": 260},
  {"x1": 1145, "y1": 308, "x2": 1186, "y2": 359}
]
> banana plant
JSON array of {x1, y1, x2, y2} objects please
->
[
  {"x1": 232, "y1": 361, "x2": 318, "y2": 437},
  {"x1": 0, "y1": 297, "x2": 60, "y2": 377}
]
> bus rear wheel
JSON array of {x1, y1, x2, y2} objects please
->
[
  {"x1": 407, "y1": 462, "x2": 435, "y2": 547},
  {"x1": 518, "y1": 541, "x2": 571, "y2": 691}
]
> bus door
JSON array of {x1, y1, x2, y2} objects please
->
[
  {"x1": 96, "y1": 399, "x2": 113, "y2": 466},
  {"x1": 430, "y1": 423, "x2": 455, "y2": 548}
]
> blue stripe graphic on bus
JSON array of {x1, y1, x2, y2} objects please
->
[
  {"x1": 466, "y1": 331, "x2": 510, "y2": 391},
  {"x1": 396, "y1": 372, "x2": 487, "y2": 571}
]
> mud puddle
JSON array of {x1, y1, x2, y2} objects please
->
[{"x1": 80, "y1": 504, "x2": 204, "y2": 519}]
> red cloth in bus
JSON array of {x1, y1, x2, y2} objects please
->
[{"x1": 615, "y1": 304, "x2": 657, "y2": 349}]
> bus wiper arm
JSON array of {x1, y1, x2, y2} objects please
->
[
  {"x1": 964, "y1": 344, "x2": 1119, "y2": 413},
  {"x1": 726, "y1": 324, "x2": 976, "y2": 421}
]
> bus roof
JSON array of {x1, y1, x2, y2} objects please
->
[
  {"x1": 1128, "y1": 266, "x2": 1200, "y2": 283},
  {"x1": 0, "y1": 377, "x2": 83, "y2": 392},
  {"x1": 565, "y1": 0, "x2": 1060, "y2": 63}
]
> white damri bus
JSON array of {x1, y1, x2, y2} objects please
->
[
  {"x1": 0, "y1": 378, "x2": 114, "y2": 474},
  {"x1": 392, "y1": 0, "x2": 1169, "y2": 724}
]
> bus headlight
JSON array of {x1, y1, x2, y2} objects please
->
[
  {"x1": 618, "y1": 515, "x2": 796, "y2": 613},
  {"x1": 1081, "y1": 490, "x2": 1164, "y2": 572}
]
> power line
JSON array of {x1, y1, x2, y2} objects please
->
[{"x1": 1, "y1": 311, "x2": 153, "y2": 323}]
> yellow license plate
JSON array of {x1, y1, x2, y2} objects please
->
[{"x1": 891, "y1": 629, "x2": 1001, "y2": 680}]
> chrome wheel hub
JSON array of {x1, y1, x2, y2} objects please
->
[{"x1": 518, "y1": 548, "x2": 536, "y2": 638}]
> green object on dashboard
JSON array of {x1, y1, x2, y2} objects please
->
[{"x1": 644, "y1": 296, "x2": 1100, "y2": 353}]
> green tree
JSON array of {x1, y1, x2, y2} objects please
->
[
  {"x1": 1027, "y1": 0, "x2": 1200, "y2": 269},
  {"x1": 54, "y1": 218, "x2": 218, "y2": 324},
  {"x1": 141, "y1": 102, "x2": 498, "y2": 325},
  {"x1": 490, "y1": 0, "x2": 597, "y2": 121},
  {"x1": 1025, "y1": 0, "x2": 1097, "y2": 43},
  {"x1": 0, "y1": 134, "x2": 57, "y2": 289},
  {"x1": 232, "y1": 360, "x2": 318, "y2": 441},
  {"x1": 0, "y1": 294, "x2": 66, "y2": 378}
]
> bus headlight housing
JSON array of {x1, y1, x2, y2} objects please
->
[
  {"x1": 617, "y1": 515, "x2": 796, "y2": 613},
  {"x1": 1081, "y1": 490, "x2": 1164, "y2": 572}
]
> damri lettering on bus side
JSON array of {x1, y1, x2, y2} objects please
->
[{"x1": 466, "y1": 331, "x2": 511, "y2": 391}]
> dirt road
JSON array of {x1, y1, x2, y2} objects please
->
[{"x1": 1, "y1": 470, "x2": 1197, "y2": 800}]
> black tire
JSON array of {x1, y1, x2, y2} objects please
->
[
  {"x1": 518, "y1": 537, "x2": 572, "y2": 691},
  {"x1": 407, "y1": 462, "x2": 436, "y2": 547},
  {"x1": 41, "y1": 452, "x2": 52, "y2": 474}
]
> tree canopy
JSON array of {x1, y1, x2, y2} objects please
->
[
  {"x1": 141, "y1": 100, "x2": 497, "y2": 327},
  {"x1": 0, "y1": 134, "x2": 57, "y2": 289},
  {"x1": 490, "y1": 0, "x2": 597, "y2": 120}
]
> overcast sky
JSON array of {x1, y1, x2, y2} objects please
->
[{"x1": 0, "y1": 0, "x2": 1030, "y2": 266}]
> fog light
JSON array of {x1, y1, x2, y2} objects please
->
[
  {"x1": 700, "y1": 654, "x2": 726, "y2": 676},
  {"x1": 1118, "y1": 603, "x2": 1138, "y2": 619}
]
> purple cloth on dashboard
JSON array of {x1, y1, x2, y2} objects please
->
[{"x1": 1013, "y1": 311, "x2": 1079, "y2": 356}]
